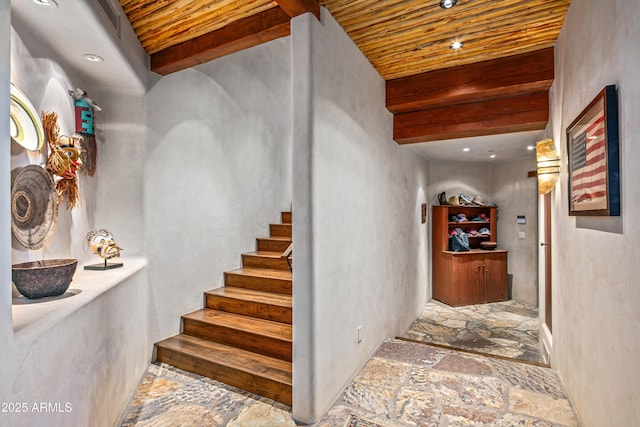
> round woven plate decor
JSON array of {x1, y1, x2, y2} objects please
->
[{"x1": 11, "y1": 165, "x2": 59, "y2": 250}]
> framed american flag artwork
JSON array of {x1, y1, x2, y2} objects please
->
[{"x1": 566, "y1": 85, "x2": 620, "y2": 216}]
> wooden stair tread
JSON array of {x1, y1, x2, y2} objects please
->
[
  {"x1": 244, "y1": 250, "x2": 284, "y2": 258},
  {"x1": 156, "y1": 334, "x2": 291, "y2": 385},
  {"x1": 258, "y1": 236, "x2": 291, "y2": 241},
  {"x1": 183, "y1": 309, "x2": 291, "y2": 342},
  {"x1": 206, "y1": 286, "x2": 292, "y2": 308},
  {"x1": 226, "y1": 267, "x2": 291, "y2": 281}
]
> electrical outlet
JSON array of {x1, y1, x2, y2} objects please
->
[
  {"x1": 357, "y1": 326, "x2": 363, "y2": 343},
  {"x1": 518, "y1": 231, "x2": 526, "y2": 239}
]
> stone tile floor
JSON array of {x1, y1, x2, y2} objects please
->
[
  {"x1": 120, "y1": 339, "x2": 579, "y2": 426},
  {"x1": 315, "y1": 339, "x2": 578, "y2": 426},
  {"x1": 401, "y1": 300, "x2": 547, "y2": 364},
  {"x1": 118, "y1": 362, "x2": 295, "y2": 427}
]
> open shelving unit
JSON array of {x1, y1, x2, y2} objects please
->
[{"x1": 432, "y1": 204, "x2": 508, "y2": 306}]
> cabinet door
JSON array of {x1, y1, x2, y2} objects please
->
[
  {"x1": 483, "y1": 252, "x2": 508, "y2": 302},
  {"x1": 451, "y1": 254, "x2": 484, "y2": 306}
]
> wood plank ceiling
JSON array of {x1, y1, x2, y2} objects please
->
[{"x1": 119, "y1": 0, "x2": 571, "y2": 143}]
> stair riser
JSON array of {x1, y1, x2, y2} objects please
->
[
  {"x1": 270, "y1": 224, "x2": 292, "y2": 238},
  {"x1": 182, "y1": 319, "x2": 292, "y2": 362},
  {"x1": 281, "y1": 212, "x2": 292, "y2": 224},
  {"x1": 206, "y1": 295, "x2": 292, "y2": 324},
  {"x1": 257, "y1": 238, "x2": 292, "y2": 252},
  {"x1": 225, "y1": 272, "x2": 292, "y2": 295},
  {"x1": 242, "y1": 254, "x2": 290, "y2": 271},
  {"x1": 156, "y1": 345, "x2": 292, "y2": 405}
]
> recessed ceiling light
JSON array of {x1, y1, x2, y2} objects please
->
[
  {"x1": 527, "y1": 145, "x2": 535, "y2": 150},
  {"x1": 33, "y1": 0, "x2": 58, "y2": 7},
  {"x1": 450, "y1": 41, "x2": 464, "y2": 50},
  {"x1": 490, "y1": 154, "x2": 496, "y2": 159},
  {"x1": 440, "y1": 0, "x2": 457, "y2": 9},
  {"x1": 463, "y1": 148, "x2": 470, "y2": 152},
  {"x1": 84, "y1": 54, "x2": 104, "y2": 62}
]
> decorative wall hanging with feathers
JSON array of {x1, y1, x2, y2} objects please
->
[
  {"x1": 43, "y1": 111, "x2": 83, "y2": 209},
  {"x1": 69, "y1": 88, "x2": 100, "y2": 176}
]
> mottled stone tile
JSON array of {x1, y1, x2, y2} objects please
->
[
  {"x1": 519, "y1": 350, "x2": 547, "y2": 364},
  {"x1": 310, "y1": 405, "x2": 352, "y2": 427},
  {"x1": 483, "y1": 317, "x2": 523, "y2": 329},
  {"x1": 374, "y1": 339, "x2": 447, "y2": 365},
  {"x1": 490, "y1": 328, "x2": 538, "y2": 344},
  {"x1": 408, "y1": 365, "x2": 431, "y2": 387},
  {"x1": 480, "y1": 346, "x2": 526, "y2": 359},
  {"x1": 129, "y1": 376, "x2": 183, "y2": 406},
  {"x1": 460, "y1": 306, "x2": 492, "y2": 321},
  {"x1": 429, "y1": 371, "x2": 507, "y2": 409},
  {"x1": 509, "y1": 388, "x2": 577, "y2": 426},
  {"x1": 442, "y1": 415, "x2": 488, "y2": 426},
  {"x1": 441, "y1": 404, "x2": 499, "y2": 425},
  {"x1": 342, "y1": 382, "x2": 395, "y2": 418},
  {"x1": 403, "y1": 330, "x2": 427, "y2": 341},
  {"x1": 413, "y1": 320, "x2": 458, "y2": 337},
  {"x1": 352, "y1": 357, "x2": 411, "y2": 389},
  {"x1": 491, "y1": 413, "x2": 558, "y2": 426},
  {"x1": 432, "y1": 353, "x2": 492, "y2": 375},
  {"x1": 432, "y1": 308, "x2": 470, "y2": 322},
  {"x1": 441, "y1": 318, "x2": 468, "y2": 329},
  {"x1": 500, "y1": 303, "x2": 539, "y2": 318},
  {"x1": 450, "y1": 336, "x2": 496, "y2": 350},
  {"x1": 490, "y1": 360, "x2": 567, "y2": 399},
  {"x1": 520, "y1": 318, "x2": 540, "y2": 331},
  {"x1": 396, "y1": 387, "x2": 441, "y2": 426},
  {"x1": 227, "y1": 402, "x2": 296, "y2": 427},
  {"x1": 471, "y1": 328, "x2": 492, "y2": 338},
  {"x1": 135, "y1": 403, "x2": 224, "y2": 426}
]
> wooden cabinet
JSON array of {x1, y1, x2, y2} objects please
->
[{"x1": 432, "y1": 205, "x2": 508, "y2": 306}]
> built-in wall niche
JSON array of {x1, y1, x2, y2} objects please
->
[{"x1": 12, "y1": 258, "x2": 147, "y2": 336}]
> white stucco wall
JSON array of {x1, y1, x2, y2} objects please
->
[
  {"x1": 144, "y1": 37, "x2": 293, "y2": 343},
  {"x1": 291, "y1": 10, "x2": 429, "y2": 423},
  {"x1": 0, "y1": 0, "x2": 13, "y2": 362},
  {"x1": 427, "y1": 160, "x2": 493, "y2": 207},
  {"x1": 90, "y1": 88, "x2": 146, "y2": 257},
  {"x1": 492, "y1": 158, "x2": 538, "y2": 305},
  {"x1": 2, "y1": 19, "x2": 150, "y2": 427},
  {"x1": 548, "y1": 0, "x2": 640, "y2": 425}
]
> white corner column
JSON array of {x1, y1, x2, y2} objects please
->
[
  {"x1": 291, "y1": 11, "x2": 317, "y2": 425},
  {"x1": 0, "y1": 0, "x2": 13, "y2": 350}
]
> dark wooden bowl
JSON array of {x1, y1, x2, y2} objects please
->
[{"x1": 12, "y1": 259, "x2": 78, "y2": 299}]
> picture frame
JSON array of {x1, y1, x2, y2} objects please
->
[{"x1": 566, "y1": 85, "x2": 620, "y2": 216}]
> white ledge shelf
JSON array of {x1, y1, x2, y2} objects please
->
[{"x1": 12, "y1": 257, "x2": 147, "y2": 340}]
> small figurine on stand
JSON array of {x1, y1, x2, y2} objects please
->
[{"x1": 84, "y1": 229, "x2": 123, "y2": 270}]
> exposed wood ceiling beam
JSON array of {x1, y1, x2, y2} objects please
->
[
  {"x1": 393, "y1": 91, "x2": 549, "y2": 144},
  {"x1": 151, "y1": 8, "x2": 291, "y2": 75},
  {"x1": 275, "y1": 0, "x2": 320, "y2": 19},
  {"x1": 386, "y1": 48, "x2": 554, "y2": 114}
]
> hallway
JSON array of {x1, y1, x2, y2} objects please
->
[{"x1": 119, "y1": 339, "x2": 577, "y2": 426}]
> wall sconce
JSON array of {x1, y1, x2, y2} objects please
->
[{"x1": 536, "y1": 138, "x2": 560, "y2": 194}]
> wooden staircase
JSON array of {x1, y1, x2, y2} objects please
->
[{"x1": 155, "y1": 212, "x2": 293, "y2": 405}]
